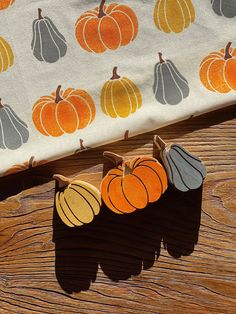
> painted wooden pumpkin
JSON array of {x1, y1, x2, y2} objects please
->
[
  {"x1": 0, "y1": 98, "x2": 29, "y2": 150},
  {"x1": 31, "y1": 8, "x2": 67, "y2": 63},
  {"x1": 0, "y1": 36, "x2": 14, "y2": 73},
  {"x1": 54, "y1": 174, "x2": 101, "y2": 227},
  {"x1": 101, "y1": 67, "x2": 142, "y2": 118},
  {"x1": 154, "y1": 135, "x2": 206, "y2": 192},
  {"x1": 32, "y1": 85, "x2": 96, "y2": 137},
  {"x1": 0, "y1": 0, "x2": 14, "y2": 10},
  {"x1": 75, "y1": 0, "x2": 138, "y2": 53},
  {"x1": 101, "y1": 151, "x2": 168, "y2": 214},
  {"x1": 153, "y1": 53, "x2": 189, "y2": 105},
  {"x1": 200, "y1": 42, "x2": 236, "y2": 93},
  {"x1": 211, "y1": 0, "x2": 236, "y2": 18},
  {"x1": 154, "y1": 0, "x2": 195, "y2": 33},
  {"x1": 4, "y1": 156, "x2": 47, "y2": 176}
]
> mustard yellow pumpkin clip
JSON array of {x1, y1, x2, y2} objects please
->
[{"x1": 53, "y1": 174, "x2": 101, "y2": 227}]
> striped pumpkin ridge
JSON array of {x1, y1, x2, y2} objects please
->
[
  {"x1": 100, "y1": 67, "x2": 142, "y2": 118},
  {"x1": 54, "y1": 174, "x2": 102, "y2": 227},
  {"x1": 32, "y1": 85, "x2": 96, "y2": 137}
]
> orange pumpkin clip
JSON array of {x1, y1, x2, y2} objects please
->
[{"x1": 101, "y1": 151, "x2": 168, "y2": 214}]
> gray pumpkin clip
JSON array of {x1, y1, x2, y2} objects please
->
[
  {"x1": 154, "y1": 135, "x2": 206, "y2": 192},
  {"x1": 0, "y1": 98, "x2": 29, "y2": 150},
  {"x1": 153, "y1": 53, "x2": 190, "y2": 105},
  {"x1": 211, "y1": 0, "x2": 236, "y2": 18},
  {"x1": 31, "y1": 8, "x2": 67, "y2": 63}
]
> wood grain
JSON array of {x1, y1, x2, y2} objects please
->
[{"x1": 0, "y1": 105, "x2": 236, "y2": 314}]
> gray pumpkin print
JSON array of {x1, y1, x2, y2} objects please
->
[
  {"x1": 153, "y1": 53, "x2": 189, "y2": 105},
  {"x1": 154, "y1": 136, "x2": 206, "y2": 192},
  {"x1": 0, "y1": 98, "x2": 29, "y2": 150},
  {"x1": 211, "y1": 0, "x2": 236, "y2": 18},
  {"x1": 31, "y1": 8, "x2": 67, "y2": 63}
]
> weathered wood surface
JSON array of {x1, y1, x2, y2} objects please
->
[{"x1": 0, "y1": 105, "x2": 236, "y2": 314}]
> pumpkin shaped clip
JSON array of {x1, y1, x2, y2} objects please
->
[
  {"x1": 101, "y1": 151, "x2": 168, "y2": 214},
  {"x1": 54, "y1": 174, "x2": 102, "y2": 227},
  {"x1": 154, "y1": 135, "x2": 206, "y2": 192}
]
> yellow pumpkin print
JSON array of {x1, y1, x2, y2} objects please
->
[
  {"x1": 101, "y1": 67, "x2": 142, "y2": 118},
  {"x1": 154, "y1": 0, "x2": 195, "y2": 33},
  {"x1": 0, "y1": 36, "x2": 14, "y2": 73}
]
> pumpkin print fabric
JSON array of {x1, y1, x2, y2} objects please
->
[
  {"x1": 154, "y1": 0, "x2": 195, "y2": 33},
  {"x1": 0, "y1": 36, "x2": 14, "y2": 73},
  {"x1": 0, "y1": 0, "x2": 236, "y2": 177},
  {"x1": 32, "y1": 85, "x2": 96, "y2": 137},
  {"x1": 0, "y1": 98, "x2": 29, "y2": 150},
  {"x1": 199, "y1": 42, "x2": 236, "y2": 93},
  {"x1": 153, "y1": 53, "x2": 189, "y2": 105},
  {"x1": 31, "y1": 8, "x2": 67, "y2": 63},
  {"x1": 101, "y1": 67, "x2": 142, "y2": 118},
  {"x1": 211, "y1": 0, "x2": 236, "y2": 18},
  {"x1": 0, "y1": 0, "x2": 14, "y2": 11},
  {"x1": 75, "y1": 0, "x2": 138, "y2": 53}
]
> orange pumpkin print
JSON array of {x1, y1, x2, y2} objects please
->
[
  {"x1": 4, "y1": 156, "x2": 47, "y2": 176},
  {"x1": 32, "y1": 85, "x2": 96, "y2": 137},
  {"x1": 101, "y1": 152, "x2": 168, "y2": 214},
  {"x1": 75, "y1": 0, "x2": 138, "y2": 53},
  {"x1": 200, "y1": 42, "x2": 236, "y2": 93},
  {"x1": 0, "y1": 0, "x2": 14, "y2": 10}
]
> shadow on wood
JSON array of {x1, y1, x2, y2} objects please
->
[{"x1": 53, "y1": 185, "x2": 202, "y2": 293}]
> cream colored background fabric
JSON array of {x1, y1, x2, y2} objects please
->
[{"x1": 0, "y1": 0, "x2": 235, "y2": 176}]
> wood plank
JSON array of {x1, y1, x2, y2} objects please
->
[{"x1": 0, "y1": 105, "x2": 236, "y2": 313}]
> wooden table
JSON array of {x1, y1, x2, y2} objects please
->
[{"x1": 0, "y1": 105, "x2": 236, "y2": 314}]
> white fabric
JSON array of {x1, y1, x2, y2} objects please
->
[{"x1": 0, "y1": 0, "x2": 235, "y2": 176}]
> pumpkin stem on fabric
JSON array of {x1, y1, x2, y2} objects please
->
[
  {"x1": 38, "y1": 8, "x2": 43, "y2": 20},
  {"x1": 98, "y1": 0, "x2": 106, "y2": 18},
  {"x1": 124, "y1": 130, "x2": 129, "y2": 140},
  {"x1": 53, "y1": 174, "x2": 72, "y2": 188},
  {"x1": 0, "y1": 98, "x2": 3, "y2": 109},
  {"x1": 111, "y1": 67, "x2": 121, "y2": 80},
  {"x1": 124, "y1": 164, "x2": 132, "y2": 176},
  {"x1": 80, "y1": 139, "x2": 85, "y2": 150},
  {"x1": 224, "y1": 42, "x2": 233, "y2": 60},
  {"x1": 55, "y1": 85, "x2": 63, "y2": 103},
  {"x1": 154, "y1": 135, "x2": 167, "y2": 151},
  {"x1": 158, "y1": 52, "x2": 165, "y2": 64},
  {"x1": 103, "y1": 151, "x2": 123, "y2": 166},
  {"x1": 28, "y1": 156, "x2": 35, "y2": 168}
]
